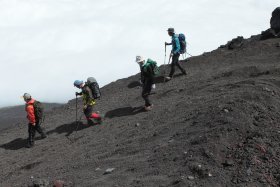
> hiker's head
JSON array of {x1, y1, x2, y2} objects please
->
[
  {"x1": 23, "y1": 93, "x2": 32, "y2": 102},
  {"x1": 136, "y1": 56, "x2": 145, "y2": 65},
  {"x1": 74, "y1": 80, "x2": 84, "y2": 89},
  {"x1": 167, "y1": 28, "x2": 175, "y2": 36}
]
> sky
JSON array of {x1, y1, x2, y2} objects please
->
[{"x1": 0, "y1": 0, "x2": 279, "y2": 107}]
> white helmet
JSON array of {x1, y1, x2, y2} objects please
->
[{"x1": 135, "y1": 56, "x2": 145, "y2": 64}]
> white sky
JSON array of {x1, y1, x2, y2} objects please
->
[{"x1": 0, "y1": 0, "x2": 279, "y2": 107}]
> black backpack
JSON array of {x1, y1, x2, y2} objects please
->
[
  {"x1": 33, "y1": 101, "x2": 44, "y2": 121},
  {"x1": 178, "y1": 33, "x2": 187, "y2": 54},
  {"x1": 86, "y1": 77, "x2": 101, "y2": 99}
]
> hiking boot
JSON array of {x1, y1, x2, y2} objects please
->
[
  {"x1": 89, "y1": 118, "x2": 102, "y2": 125},
  {"x1": 26, "y1": 143, "x2": 34, "y2": 148},
  {"x1": 182, "y1": 70, "x2": 187, "y2": 75},
  {"x1": 144, "y1": 105, "x2": 153, "y2": 111}
]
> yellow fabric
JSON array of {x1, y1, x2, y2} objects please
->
[{"x1": 82, "y1": 93, "x2": 96, "y2": 106}]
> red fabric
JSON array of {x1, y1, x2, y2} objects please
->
[
  {"x1": 91, "y1": 113, "x2": 100, "y2": 119},
  {"x1": 26, "y1": 99, "x2": 36, "y2": 125}
]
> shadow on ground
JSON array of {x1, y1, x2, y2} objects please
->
[
  {"x1": 0, "y1": 138, "x2": 27, "y2": 150},
  {"x1": 47, "y1": 121, "x2": 90, "y2": 137},
  {"x1": 105, "y1": 106, "x2": 146, "y2": 119},
  {"x1": 0, "y1": 136, "x2": 48, "y2": 151}
]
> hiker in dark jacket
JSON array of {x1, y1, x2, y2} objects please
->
[
  {"x1": 22, "y1": 93, "x2": 46, "y2": 148},
  {"x1": 165, "y1": 28, "x2": 186, "y2": 81},
  {"x1": 74, "y1": 80, "x2": 102, "y2": 125},
  {"x1": 136, "y1": 56, "x2": 155, "y2": 111}
]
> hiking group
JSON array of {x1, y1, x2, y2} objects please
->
[{"x1": 22, "y1": 28, "x2": 188, "y2": 148}]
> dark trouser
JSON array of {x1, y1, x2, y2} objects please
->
[
  {"x1": 142, "y1": 79, "x2": 153, "y2": 107},
  {"x1": 84, "y1": 105, "x2": 94, "y2": 118},
  {"x1": 28, "y1": 122, "x2": 46, "y2": 145},
  {"x1": 169, "y1": 53, "x2": 186, "y2": 77},
  {"x1": 84, "y1": 105, "x2": 101, "y2": 122}
]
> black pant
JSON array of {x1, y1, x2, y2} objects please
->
[
  {"x1": 84, "y1": 105, "x2": 94, "y2": 118},
  {"x1": 169, "y1": 53, "x2": 186, "y2": 77},
  {"x1": 28, "y1": 122, "x2": 45, "y2": 145},
  {"x1": 142, "y1": 79, "x2": 153, "y2": 107}
]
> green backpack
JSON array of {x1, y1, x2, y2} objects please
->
[{"x1": 143, "y1": 59, "x2": 160, "y2": 76}]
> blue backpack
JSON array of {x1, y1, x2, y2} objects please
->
[{"x1": 178, "y1": 33, "x2": 186, "y2": 54}]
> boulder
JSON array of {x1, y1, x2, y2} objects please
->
[
  {"x1": 261, "y1": 7, "x2": 280, "y2": 40},
  {"x1": 270, "y1": 7, "x2": 280, "y2": 33}
]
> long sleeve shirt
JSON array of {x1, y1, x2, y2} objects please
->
[{"x1": 25, "y1": 99, "x2": 36, "y2": 124}]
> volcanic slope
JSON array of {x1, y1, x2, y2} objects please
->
[{"x1": 0, "y1": 37, "x2": 280, "y2": 187}]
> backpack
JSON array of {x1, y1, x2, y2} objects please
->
[
  {"x1": 33, "y1": 101, "x2": 44, "y2": 121},
  {"x1": 178, "y1": 33, "x2": 187, "y2": 54},
  {"x1": 86, "y1": 77, "x2": 101, "y2": 99},
  {"x1": 143, "y1": 59, "x2": 160, "y2": 76}
]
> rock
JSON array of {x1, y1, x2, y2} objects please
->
[
  {"x1": 263, "y1": 87, "x2": 272, "y2": 92},
  {"x1": 224, "y1": 109, "x2": 229, "y2": 113},
  {"x1": 189, "y1": 163, "x2": 209, "y2": 178},
  {"x1": 208, "y1": 173, "x2": 213, "y2": 177},
  {"x1": 222, "y1": 159, "x2": 234, "y2": 167},
  {"x1": 168, "y1": 139, "x2": 174, "y2": 143},
  {"x1": 246, "y1": 168, "x2": 252, "y2": 176},
  {"x1": 270, "y1": 7, "x2": 280, "y2": 33},
  {"x1": 135, "y1": 123, "x2": 140, "y2": 127},
  {"x1": 95, "y1": 167, "x2": 101, "y2": 171},
  {"x1": 33, "y1": 179, "x2": 49, "y2": 187},
  {"x1": 104, "y1": 168, "x2": 115, "y2": 175},
  {"x1": 229, "y1": 36, "x2": 244, "y2": 50},
  {"x1": 187, "y1": 176, "x2": 195, "y2": 180},
  {"x1": 261, "y1": 7, "x2": 280, "y2": 40},
  {"x1": 53, "y1": 180, "x2": 65, "y2": 187}
]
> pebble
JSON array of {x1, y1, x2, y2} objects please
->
[
  {"x1": 168, "y1": 139, "x2": 174, "y2": 143},
  {"x1": 223, "y1": 159, "x2": 234, "y2": 167},
  {"x1": 53, "y1": 180, "x2": 65, "y2": 187},
  {"x1": 187, "y1": 176, "x2": 195, "y2": 180},
  {"x1": 104, "y1": 168, "x2": 115, "y2": 175},
  {"x1": 135, "y1": 123, "x2": 140, "y2": 127},
  {"x1": 224, "y1": 109, "x2": 229, "y2": 113},
  {"x1": 246, "y1": 168, "x2": 252, "y2": 176}
]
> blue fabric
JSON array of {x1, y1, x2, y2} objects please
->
[
  {"x1": 171, "y1": 35, "x2": 181, "y2": 54},
  {"x1": 74, "y1": 80, "x2": 83, "y2": 87}
]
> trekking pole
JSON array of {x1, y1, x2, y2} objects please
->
[
  {"x1": 164, "y1": 54, "x2": 172, "y2": 83},
  {"x1": 163, "y1": 44, "x2": 167, "y2": 75},
  {"x1": 69, "y1": 95, "x2": 79, "y2": 143},
  {"x1": 75, "y1": 95, "x2": 78, "y2": 125},
  {"x1": 186, "y1": 52, "x2": 193, "y2": 57}
]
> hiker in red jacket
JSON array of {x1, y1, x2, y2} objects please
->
[{"x1": 23, "y1": 93, "x2": 46, "y2": 148}]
